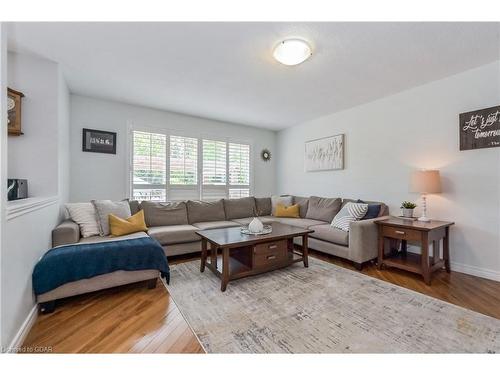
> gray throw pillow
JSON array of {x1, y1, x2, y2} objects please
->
[
  {"x1": 331, "y1": 202, "x2": 368, "y2": 232},
  {"x1": 305, "y1": 196, "x2": 342, "y2": 222},
  {"x1": 91, "y1": 200, "x2": 132, "y2": 236},
  {"x1": 271, "y1": 195, "x2": 293, "y2": 216}
]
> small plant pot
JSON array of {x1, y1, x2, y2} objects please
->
[{"x1": 402, "y1": 208, "x2": 414, "y2": 218}]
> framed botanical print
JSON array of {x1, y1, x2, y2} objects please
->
[
  {"x1": 305, "y1": 134, "x2": 344, "y2": 171},
  {"x1": 82, "y1": 128, "x2": 117, "y2": 154},
  {"x1": 7, "y1": 88, "x2": 25, "y2": 136}
]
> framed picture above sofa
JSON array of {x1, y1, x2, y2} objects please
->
[
  {"x1": 82, "y1": 128, "x2": 117, "y2": 154},
  {"x1": 305, "y1": 134, "x2": 344, "y2": 172}
]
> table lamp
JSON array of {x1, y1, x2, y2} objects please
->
[{"x1": 410, "y1": 169, "x2": 441, "y2": 222}]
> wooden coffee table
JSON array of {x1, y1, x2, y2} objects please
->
[{"x1": 196, "y1": 222, "x2": 313, "y2": 291}]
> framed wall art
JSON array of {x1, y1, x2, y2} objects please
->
[
  {"x1": 305, "y1": 134, "x2": 344, "y2": 172},
  {"x1": 82, "y1": 128, "x2": 117, "y2": 154}
]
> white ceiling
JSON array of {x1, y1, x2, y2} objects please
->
[{"x1": 7, "y1": 22, "x2": 500, "y2": 130}]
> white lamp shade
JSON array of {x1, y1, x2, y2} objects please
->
[{"x1": 410, "y1": 170, "x2": 442, "y2": 194}]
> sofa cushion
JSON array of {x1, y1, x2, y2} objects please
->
[
  {"x1": 232, "y1": 216, "x2": 279, "y2": 225},
  {"x1": 332, "y1": 202, "x2": 368, "y2": 232},
  {"x1": 305, "y1": 196, "x2": 342, "y2": 222},
  {"x1": 293, "y1": 196, "x2": 309, "y2": 218},
  {"x1": 92, "y1": 200, "x2": 132, "y2": 236},
  {"x1": 186, "y1": 200, "x2": 226, "y2": 224},
  {"x1": 274, "y1": 217, "x2": 327, "y2": 229},
  {"x1": 193, "y1": 221, "x2": 240, "y2": 230},
  {"x1": 271, "y1": 195, "x2": 293, "y2": 215},
  {"x1": 65, "y1": 202, "x2": 100, "y2": 238},
  {"x1": 142, "y1": 201, "x2": 188, "y2": 227},
  {"x1": 255, "y1": 197, "x2": 272, "y2": 216},
  {"x1": 109, "y1": 210, "x2": 148, "y2": 237},
  {"x1": 223, "y1": 197, "x2": 257, "y2": 219},
  {"x1": 147, "y1": 225, "x2": 200, "y2": 245},
  {"x1": 343, "y1": 198, "x2": 388, "y2": 217},
  {"x1": 309, "y1": 224, "x2": 349, "y2": 246}
]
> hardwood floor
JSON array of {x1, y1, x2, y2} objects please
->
[{"x1": 21, "y1": 251, "x2": 500, "y2": 353}]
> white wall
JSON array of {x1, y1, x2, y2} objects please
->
[
  {"x1": 69, "y1": 95, "x2": 276, "y2": 202},
  {"x1": 1, "y1": 51, "x2": 70, "y2": 349},
  {"x1": 7, "y1": 52, "x2": 59, "y2": 197},
  {"x1": 276, "y1": 61, "x2": 500, "y2": 280}
]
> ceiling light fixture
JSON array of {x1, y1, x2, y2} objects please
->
[{"x1": 273, "y1": 39, "x2": 312, "y2": 66}]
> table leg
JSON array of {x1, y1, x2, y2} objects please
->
[
  {"x1": 443, "y1": 227, "x2": 451, "y2": 273},
  {"x1": 421, "y1": 232, "x2": 431, "y2": 285},
  {"x1": 221, "y1": 247, "x2": 229, "y2": 292},
  {"x1": 210, "y1": 242, "x2": 217, "y2": 270},
  {"x1": 302, "y1": 234, "x2": 309, "y2": 268},
  {"x1": 200, "y1": 238, "x2": 207, "y2": 272},
  {"x1": 377, "y1": 226, "x2": 384, "y2": 270},
  {"x1": 432, "y1": 240, "x2": 440, "y2": 266},
  {"x1": 401, "y1": 240, "x2": 407, "y2": 257}
]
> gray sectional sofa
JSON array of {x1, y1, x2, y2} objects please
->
[
  {"x1": 54, "y1": 195, "x2": 389, "y2": 265},
  {"x1": 45, "y1": 195, "x2": 388, "y2": 308}
]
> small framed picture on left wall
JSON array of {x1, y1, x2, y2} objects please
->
[{"x1": 82, "y1": 128, "x2": 117, "y2": 154}]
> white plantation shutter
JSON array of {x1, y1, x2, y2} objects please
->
[
  {"x1": 130, "y1": 130, "x2": 252, "y2": 201},
  {"x1": 169, "y1": 136, "x2": 198, "y2": 185},
  {"x1": 132, "y1": 131, "x2": 167, "y2": 201},
  {"x1": 201, "y1": 139, "x2": 227, "y2": 200},
  {"x1": 202, "y1": 140, "x2": 226, "y2": 185},
  {"x1": 228, "y1": 143, "x2": 250, "y2": 198},
  {"x1": 169, "y1": 135, "x2": 199, "y2": 201}
]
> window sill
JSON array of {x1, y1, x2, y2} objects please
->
[{"x1": 6, "y1": 196, "x2": 59, "y2": 221}]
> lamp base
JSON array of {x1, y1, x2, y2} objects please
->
[{"x1": 417, "y1": 216, "x2": 431, "y2": 222}]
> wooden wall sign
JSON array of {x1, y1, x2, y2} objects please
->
[
  {"x1": 7, "y1": 88, "x2": 25, "y2": 136},
  {"x1": 459, "y1": 105, "x2": 500, "y2": 151}
]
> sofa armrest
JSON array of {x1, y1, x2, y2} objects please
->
[
  {"x1": 348, "y1": 216, "x2": 390, "y2": 263},
  {"x1": 52, "y1": 220, "x2": 80, "y2": 247}
]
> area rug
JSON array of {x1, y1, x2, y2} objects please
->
[{"x1": 164, "y1": 258, "x2": 500, "y2": 353}]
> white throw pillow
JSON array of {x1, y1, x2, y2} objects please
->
[
  {"x1": 331, "y1": 202, "x2": 368, "y2": 232},
  {"x1": 271, "y1": 195, "x2": 293, "y2": 216},
  {"x1": 65, "y1": 203, "x2": 100, "y2": 238}
]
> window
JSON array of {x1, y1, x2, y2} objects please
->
[
  {"x1": 202, "y1": 139, "x2": 226, "y2": 185},
  {"x1": 131, "y1": 129, "x2": 251, "y2": 201},
  {"x1": 132, "y1": 131, "x2": 167, "y2": 201},
  {"x1": 228, "y1": 142, "x2": 250, "y2": 198},
  {"x1": 169, "y1": 135, "x2": 198, "y2": 185}
]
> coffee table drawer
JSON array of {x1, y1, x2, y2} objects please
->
[
  {"x1": 253, "y1": 240, "x2": 287, "y2": 267},
  {"x1": 254, "y1": 240, "x2": 287, "y2": 255},
  {"x1": 382, "y1": 226, "x2": 421, "y2": 241}
]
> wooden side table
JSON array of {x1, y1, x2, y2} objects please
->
[{"x1": 374, "y1": 218, "x2": 454, "y2": 285}]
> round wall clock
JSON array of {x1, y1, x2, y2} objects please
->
[{"x1": 261, "y1": 149, "x2": 272, "y2": 162}]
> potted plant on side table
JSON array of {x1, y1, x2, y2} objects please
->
[{"x1": 400, "y1": 201, "x2": 417, "y2": 219}]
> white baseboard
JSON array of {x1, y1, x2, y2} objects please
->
[
  {"x1": 450, "y1": 261, "x2": 500, "y2": 282},
  {"x1": 406, "y1": 246, "x2": 500, "y2": 282},
  {"x1": 6, "y1": 305, "x2": 38, "y2": 353}
]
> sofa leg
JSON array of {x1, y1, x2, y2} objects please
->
[
  {"x1": 147, "y1": 278, "x2": 158, "y2": 289},
  {"x1": 39, "y1": 301, "x2": 56, "y2": 314},
  {"x1": 353, "y1": 262, "x2": 363, "y2": 271}
]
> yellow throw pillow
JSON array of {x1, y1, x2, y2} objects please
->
[
  {"x1": 275, "y1": 203, "x2": 300, "y2": 218},
  {"x1": 109, "y1": 210, "x2": 148, "y2": 237}
]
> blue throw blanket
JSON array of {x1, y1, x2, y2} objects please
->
[{"x1": 33, "y1": 235, "x2": 170, "y2": 295}]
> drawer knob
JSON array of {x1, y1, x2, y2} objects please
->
[
  {"x1": 395, "y1": 230, "x2": 405, "y2": 235},
  {"x1": 267, "y1": 255, "x2": 276, "y2": 260},
  {"x1": 268, "y1": 244, "x2": 277, "y2": 249}
]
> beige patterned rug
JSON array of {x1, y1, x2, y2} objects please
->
[{"x1": 164, "y1": 258, "x2": 500, "y2": 353}]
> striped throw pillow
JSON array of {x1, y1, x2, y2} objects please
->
[{"x1": 331, "y1": 202, "x2": 368, "y2": 232}]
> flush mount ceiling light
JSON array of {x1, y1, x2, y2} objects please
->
[{"x1": 273, "y1": 39, "x2": 312, "y2": 66}]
